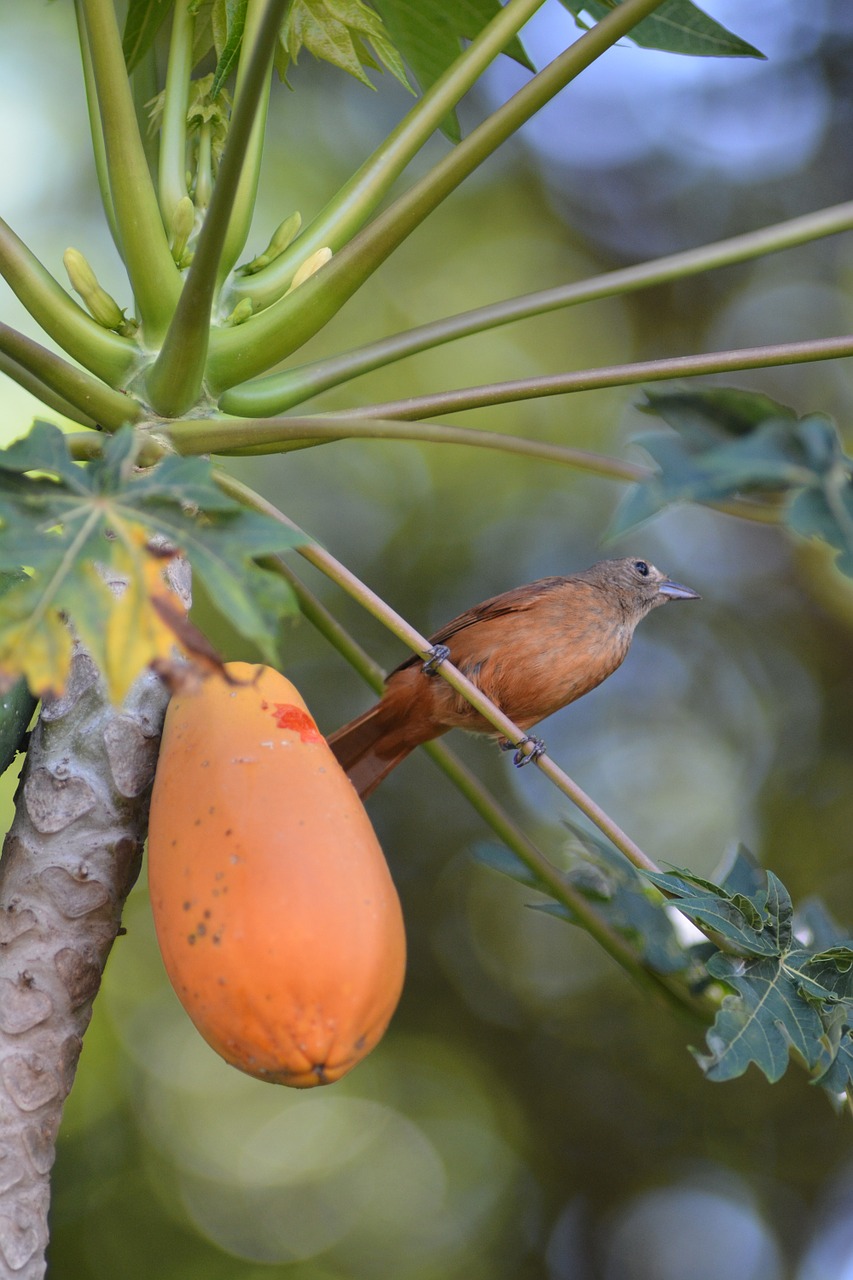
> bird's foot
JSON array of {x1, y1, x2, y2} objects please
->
[
  {"x1": 422, "y1": 643, "x2": 451, "y2": 676},
  {"x1": 499, "y1": 735, "x2": 546, "y2": 767}
]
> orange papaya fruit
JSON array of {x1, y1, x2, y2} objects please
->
[{"x1": 147, "y1": 662, "x2": 406, "y2": 1086}]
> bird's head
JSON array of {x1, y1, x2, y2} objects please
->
[{"x1": 584, "y1": 557, "x2": 700, "y2": 623}]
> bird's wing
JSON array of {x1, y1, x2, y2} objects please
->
[{"x1": 388, "y1": 577, "x2": 567, "y2": 676}]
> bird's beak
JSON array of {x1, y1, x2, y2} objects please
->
[{"x1": 658, "y1": 579, "x2": 701, "y2": 601}]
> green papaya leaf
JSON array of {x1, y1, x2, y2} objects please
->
[
  {"x1": 123, "y1": 0, "x2": 174, "y2": 73},
  {"x1": 560, "y1": 0, "x2": 763, "y2": 58},
  {"x1": 0, "y1": 424, "x2": 304, "y2": 702}
]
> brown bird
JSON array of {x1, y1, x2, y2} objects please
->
[{"x1": 328, "y1": 557, "x2": 699, "y2": 798}]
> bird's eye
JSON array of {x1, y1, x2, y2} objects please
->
[{"x1": 633, "y1": 560, "x2": 650, "y2": 577}]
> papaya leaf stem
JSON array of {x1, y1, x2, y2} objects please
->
[
  {"x1": 208, "y1": 0, "x2": 672, "y2": 389},
  {"x1": 144, "y1": 0, "x2": 287, "y2": 417},
  {"x1": 76, "y1": 0, "x2": 181, "y2": 339}
]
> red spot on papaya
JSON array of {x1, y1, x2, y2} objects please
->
[{"x1": 271, "y1": 703, "x2": 323, "y2": 744}]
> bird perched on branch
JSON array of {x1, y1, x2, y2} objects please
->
[{"x1": 328, "y1": 557, "x2": 699, "y2": 798}]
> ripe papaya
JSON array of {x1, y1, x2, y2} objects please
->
[{"x1": 147, "y1": 662, "x2": 406, "y2": 1087}]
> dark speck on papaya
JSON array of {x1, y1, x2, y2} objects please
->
[
  {"x1": 182, "y1": 901, "x2": 191, "y2": 912},
  {"x1": 197, "y1": 923, "x2": 206, "y2": 937}
]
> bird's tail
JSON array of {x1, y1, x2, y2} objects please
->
[{"x1": 327, "y1": 703, "x2": 414, "y2": 800}]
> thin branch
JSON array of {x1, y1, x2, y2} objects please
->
[
  {"x1": 144, "y1": 0, "x2": 287, "y2": 417},
  {"x1": 225, "y1": 0, "x2": 550, "y2": 310},
  {"x1": 231, "y1": 198, "x2": 853, "y2": 414},
  {"x1": 0, "y1": 325, "x2": 143, "y2": 430},
  {"x1": 157, "y1": 411, "x2": 782, "y2": 527},
  {"x1": 161, "y1": 413, "x2": 651, "y2": 481},
  {"x1": 207, "y1": 0, "x2": 672, "y2": 390},
  {"x1": 221, "y1": 332, "x2": 853, "y2": 421}
]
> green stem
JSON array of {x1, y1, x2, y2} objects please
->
[
  {"x1": 226, "y1": 0, "x2": 549, "y2": 311},
  {"x1": 144, "y1": 0, "x2": 286, "y2": 417},
  {"x1": 74, "y1": 0, "x2": 119, "y2": 249},
  {"x1": 208, "y1": 0, "x2": 671, "y2": 390},
  {"x1": 216, "y1": 0, "x2": 275, "y2": 288},
  {"x1": 78, "y1": 0, "x2": 181, "y2": 340},
  {"x1": 162, "y1": 413, "x2": 650, "y2": 480},
  {"x1": 0, "y1": 325, "x2": 143, "y2": 430},
  {"x1": 237, "y1": 199, "x2": 853, "y2": 413},
  {"x1": 132, "y1": 46, "x2": 160, "y2": 173},
  {"x1": 158, "y1": 0, "x2": 194, "y2": 231},
  {"x1": 212, "y1": 467, "x2": 661, "y2": 876},
  {"x1": 272, "y1": 556, "x2": 705, "y2": 1017},
  {"x1": 223, "y1": 332, "x2": 853, "y2": 421},
  {"x1": 157, "y1": 413, "x2": 782, "y2": 526},
  {"x1": 0, "y1": 219, "x2": 139, "y2": 386},
  {"x1": 0, "y1": 354, "x2": 98, "y2": 428},
  {"x1": 195, "y1": 123, "x2": 214, "y2": 210}
]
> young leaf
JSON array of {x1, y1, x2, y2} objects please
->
[
  {"x1": 698, "y1": 939, "x2": 853, "y2": 1084},
  {"x1": 275, "y1": 0, "x2": 414, "y2": 93},
  {"x1": 0, "y1": 424, "x2": 304, "y2": 702},
  {"x1": 698, "y1": 949, "x2": 831, "y2": 1083},
  {"x1": 560, "y1": 0, "x2": 763, "y2": 59},
  {"x1": 787, "y1": 454, "x2": 853, "y2": 579},
  {"x1": 648, "y1": 856, "x2": 853, "y2": 1084},
  {"x1": 613, "y1": 419, "x2": 816, "y2": 535},
  {"x1": 211, "y1": 0, "x2": 249, "y2": 99},
  {"x1": 123, "y1": 0, "x2": 174, "y2": 73},
  {"x1": 639, "y1": 387, "x2": 798, "y2": 445},
  {"x1": 645, "y1": 861, "x2": 794, "y2": 957},
  {"x1": 613, "y1": 389, "x2": 853, "y2": 582}
]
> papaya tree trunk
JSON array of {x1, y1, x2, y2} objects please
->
[{"x1": 0, "y1": 570, "x2": 189, "y2": 1277}]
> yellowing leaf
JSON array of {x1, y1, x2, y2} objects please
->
[{"x1": 0, "y1": 424, "x2": 305, "y2": 701}]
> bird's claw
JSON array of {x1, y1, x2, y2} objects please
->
[
  {"x1": 422, "y1": 643, "x2": 451, "y2": 676},
  {"x1": 509, "y1": 735, "x2": 546, "y2": 767}
]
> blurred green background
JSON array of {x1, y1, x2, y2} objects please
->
[{"x1": 4, "y1": 2, "x2": 853, "y2": 1277}]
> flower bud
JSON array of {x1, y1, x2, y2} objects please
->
[
  {"x1": 239, "y1": 212, "x2": 302, "y2": 275},
  {"x1": 224, "y1": 298, "x2": 254, "y2": 327},
  {"x1": 285, "y1": 247, "x2": 332, "y2": 296},
  {"x1": 170, "y1": 196, "x2": 196, "y2": 266},
  {"x1": 63, "y1": 247, "x2": 126, "y2": 331}
]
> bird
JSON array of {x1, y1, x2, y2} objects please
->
[{"x1": 328, "y1": 557, "x2": 700, "y2": 799}]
